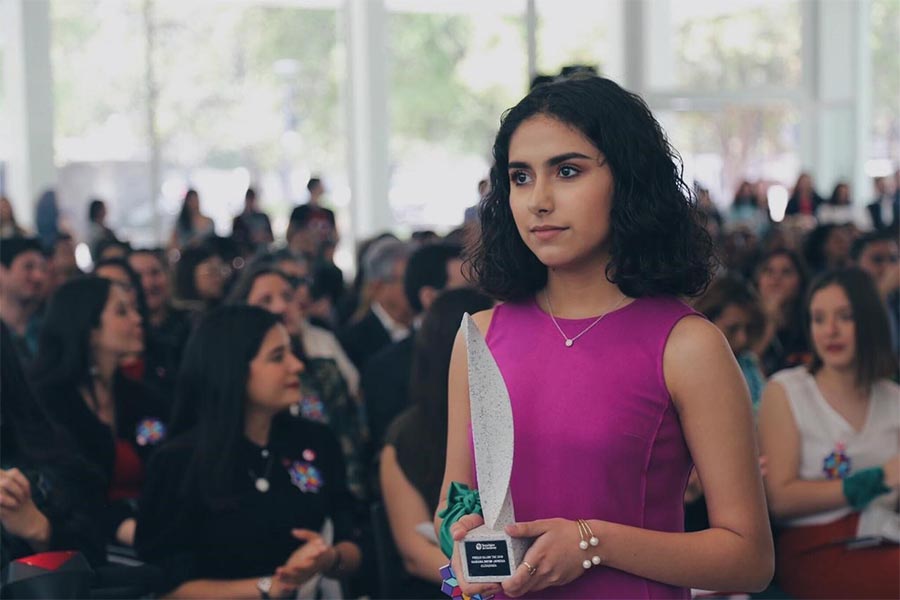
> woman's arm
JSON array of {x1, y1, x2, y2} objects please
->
[
  {"x1": 501, "y1": 316, "x2": 774, "y2": 598},
  {"x1": 380, "y1": 445, "x2": 446, "y2": 583},
  {"x1": 757, "y1": 380, "x2": 847, "y2": 519}
]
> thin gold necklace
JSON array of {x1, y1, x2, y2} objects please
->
[{"x1": 544, "y1": 290, "x2": 627, "y2": 347}]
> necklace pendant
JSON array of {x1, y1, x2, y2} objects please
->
[
  {"x1": 565, "y1": 339, "x2": 574, "y2": 347},
  {"x1": 255, "y1": 478, "x2": 270, "y2": 493}
]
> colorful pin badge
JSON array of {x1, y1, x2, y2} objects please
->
[
  {"x1": 286, "y1": 460, "x2": 324, "y2": 493},
  {"x1": 439, "y1": 564, "x2": 487, "y2": 600},
  {"x1": 302, "y1": 448, "x2": 316, "y2": 462},
  {"x1": 823, "y1": 442, "x2": 851, "y2": 479},
  {"x1": 135, "y1": 418, "x2": 166, "y2": 446},
  {"x1": 292, "y1": 394, "x2": 327, "y2": 423}
]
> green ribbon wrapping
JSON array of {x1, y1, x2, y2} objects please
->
[
  {"x1": 437, "y1": 482, "x2": 483, "y2": 558},
  {"x1": 842, "y1": 466, "x2": 890, "y2": 511}
]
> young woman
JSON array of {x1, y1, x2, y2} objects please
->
[
  {"x1": 752, "y1": 248, "x2": 811, "y2": 375},
  {"x1": 1, "y1": 323, "x2": 106, "y2": 567},
  {"x1": 136, "y1": 306, "x2": 361, "y2": 598},
  {"x1": 437, "y1": 76, "x2": 773, "y2": 599},
  {"x1": 380, "y1": 288, "x2": 493, "y2": 597},
  {"x1": 758, "y1": 268, "x2": 898, "y2": 599},
  {"x1": 173, "y1": 244, "x2": 227, "y2": 315},
  {"x1": 169, "y1": 189, "x2": 214, "y2": 251},
  {"x1": 226, "y1": 264, "x2": 367, "y2": 500},
  {"x1": 29, "y1": 277, "x2": 168, "y2": 547}
]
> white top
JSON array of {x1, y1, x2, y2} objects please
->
[{"x1": 772, "y1": 366, "x2": 900, "y2": 527}]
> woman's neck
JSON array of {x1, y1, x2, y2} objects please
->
[
  {"x1": 541, "y1": 262, "x2": 627, "y2": 318},
  {"x1": 244, "y1": 409, "x2": 273, "y2": 447},
  {"x1": 815, "y1": 365, "x2": 866, "y2": 399},
  {"x1": 92, "y1": 350, "x2": 119, "y2": 388}
]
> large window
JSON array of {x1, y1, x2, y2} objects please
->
[
  {"x1": 658, "y1": 106, "x2": 801, "y2": 207},
  {"x1": 536, "y1": 0, "x2": 622, "y2": 81},
  {"x1": 661, "y1": 0, "x2": 803, "y2": 92},
  {"x1": 870, "y1": 0, "x2": 899, "y2": 168},
  {"x1": 387, "y1": 1, "x2": 527, "y2": 232},
  {"x1": 51, "y1": 0, "x2": 347, "y2": 247}
]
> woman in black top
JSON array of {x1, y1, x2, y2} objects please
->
[
  {"x1": 227, "y1": 264, "x2": 368, "y2": 499},
  {"x1": 136, "y1": 306, "x2": 361, "y2": 598},
  {"x1": 30, "y1": 277, "x2": 168, "y2": 547},
  {"x1": 1, "y1": 323, "x2": 106, "y2": 568}
]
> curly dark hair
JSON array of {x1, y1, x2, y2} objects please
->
[{"x1": 466, "y1": 75, "x2": 715, "y2": 301}]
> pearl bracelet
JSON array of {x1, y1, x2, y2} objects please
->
[{"x1": 576, "y1": 519, "x2": 601, "y2": 569}]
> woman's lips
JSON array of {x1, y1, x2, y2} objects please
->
[{"x1": 531, "y1": 227, "x2": 568, "y2": 241}]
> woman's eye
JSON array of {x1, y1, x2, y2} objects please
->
[
  {"x1": 559, "y1": 165, "x2": 579, "y2": 178},
  {"x1": 510, "y1": 171, "x2": 531, "y2": 186}
]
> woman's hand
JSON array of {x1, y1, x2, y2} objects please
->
[
  {"x1": 268, "y1": 576, "x2": 298, "y2": 599},
  {"x1": 0, "y1": 468, "x2": 51, "y2": 546},
  {"x1": 275, "y1": 529, "x2": 333, "y2": 586},
  {"x1": 115, "y1": 518, "x2": 137, "y2": 546},
  {"x1": 449, "y1": 514, "x2": 502, "y2": 599},
  {"x1": 501, "y1": 518, "x2": 588, "y2": 598}
]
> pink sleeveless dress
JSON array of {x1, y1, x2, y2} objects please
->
[{"x1": 478, "y1": 296, "x2": 697, "y2": 599}]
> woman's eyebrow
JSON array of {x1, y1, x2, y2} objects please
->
[{"x1": 508, "y1": 152, "x2": 596, "y2": 170}]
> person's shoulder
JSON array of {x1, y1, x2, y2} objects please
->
[
  {"x1": 384, "y1": 406, "x2": 420, "y2": 448},
  {"x1": 666, "y1": 311, "x2": 723, "y2": 350},
  {"x1": 769, "y1": 365, "x2": 810, "y2": 386},
  {"x1": 147, "y1": 433, "x2": 196, "y2": 470},
  {"x1": 468, "y1": 306, "x2": 497, "y2": 336},
  {"x1": 873, "y1": 378, "x2": 900, "y2": 402}
]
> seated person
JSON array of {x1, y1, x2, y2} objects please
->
[
  {"x1": 1, "y1": 323, "x2": 106, "y2": 568},
  {"x1": 30, "y1": 277, "x2": 169, "y2": 547},
  {"x1": 759, "y1": 268, "x2": 899, "y2": 599},
  {"x1": 380, "y1": 288, "x2": 492, "y2": 597},
  {"x1": 693, "y1": 276, "x2": 766, "y2": 410},
  {"x1": 136, "y1": 306, "x2": 361, "y2": 598},
  {"x1": 227, "y1": 264, "x2": 368, "y2": 499}
]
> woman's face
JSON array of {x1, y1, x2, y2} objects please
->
[
  {"x1": 278, "y1": 260, "x2": 313, "y2": 315},
  {"x1": 247, "y1": 274, "x2": 294, "y2": 326},
  {"x1": 809, "y1": 284, "x2": 856, "y2": 372},
  {"x1": 507, "y1": 114, "x2": 615, "y2": 273},
  {"x1": 91, "y1": 284, "x2": 144, "y2": 357},
  {"x1": 757, "y1": 254, "x2": 801, "y2": 303},
  {"x1": 194, "y1": 256, "x2": 226, "y2": 300},
  {"x1": 0, "y1": 198, "x2": 13, "y2": 221},
  {"x1": 186, "y1": 193, "x2": 199, "y2": 215},
  {"x1": 246, "y1": 324, "x2": 304, "y2": 412},
  {"x1": 129, "y1": 254, "x2": 169, "y2": 314},
  {"x1": 823, "y1": 227, "x2": 851, "y2": 266},
  {"x1": 713, "y1": 304, "x2": 753, "y2": 355}
]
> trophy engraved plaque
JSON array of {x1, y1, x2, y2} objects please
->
[{"x1": 458, "y1": 314, "x2": 533, "y2": 583}]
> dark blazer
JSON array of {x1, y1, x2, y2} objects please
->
[
  {"x1": 866, "y1": 198, "x2": 900, "y2": 230},
  {"x1": 361, "y1": 334, "x2": 415, "y2": 447},
  {"x1": 337, "y1": 309, "x2": 392, "y2": 370}
]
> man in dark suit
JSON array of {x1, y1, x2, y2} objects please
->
[
  {"x1": 361, "y1": 243, "x2": 465, "y2": 447},
  {"x1": 866, "y1": 176, "x2": 900, "y2": 231},
  {"x1": 338, "y1": 239, "x2": 412, "y2": 370}
]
